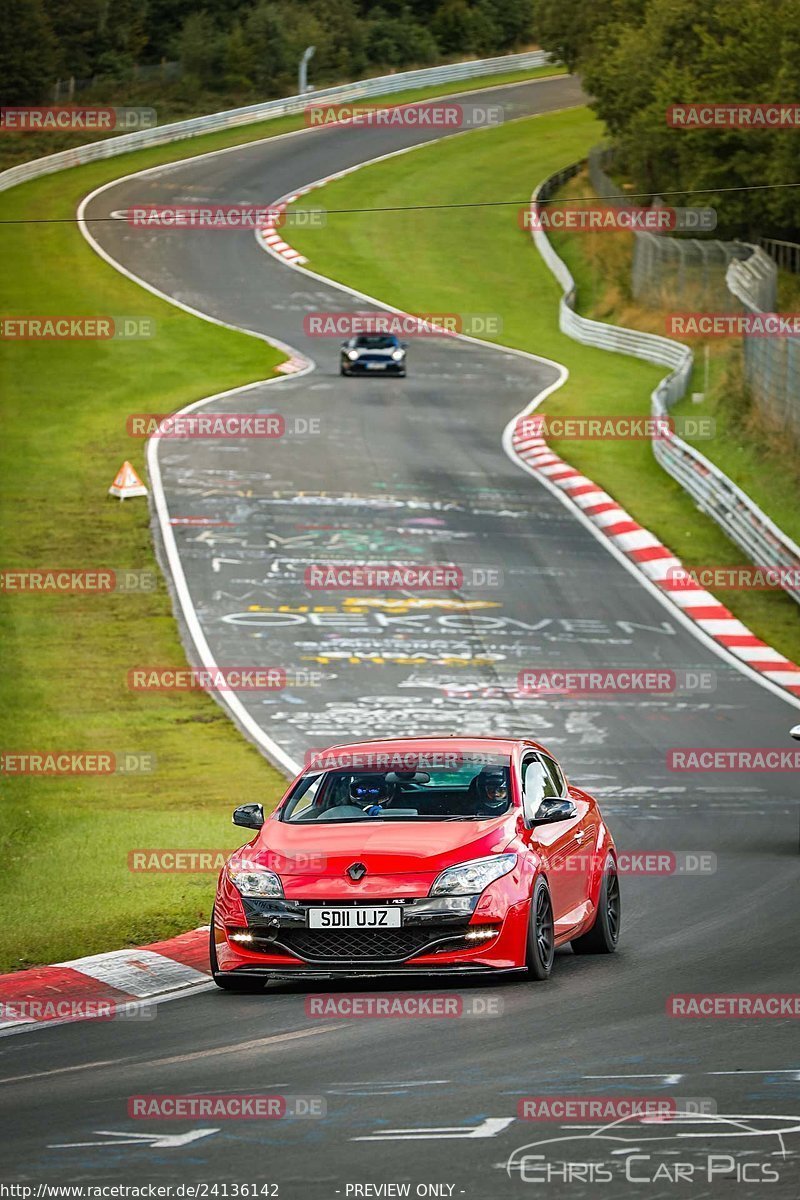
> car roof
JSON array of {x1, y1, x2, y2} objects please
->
[{"x1": 305, "y1": 735, "x2": 548, "y2": 760}]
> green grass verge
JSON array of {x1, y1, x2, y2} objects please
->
[
  {"x1": 0, "y1": 158, "x2": 292, "y2": 974},
  {"x1": 285, "y1": 109, "x2": 800, "y2": 666},
  {"x1": 0, "y1": 62, "x2": 563, "y2": 973}
]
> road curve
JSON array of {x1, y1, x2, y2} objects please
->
[{"x1": 1, "y1": 75, "x2": 797, "y2": 1197}]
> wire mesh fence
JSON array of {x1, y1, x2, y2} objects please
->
[
  {"x1": 588, "y1": 146, "x2": 800, "y2": 444},
  {"x1": 531, "y1": 161, "x2": 800, "y2": 607},
  {"x1": 728, "y1": 254, "x2": 800, "y2": 440},
  {"x1": 587, "y1": 146, "x2": 772, "y2": 311}
]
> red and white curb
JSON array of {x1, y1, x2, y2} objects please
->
[
  {"x1": 0, "y1": 928, "x2": 211, "y2": 1031},
  {"x1": 263, "y1": 174, "x2": 800, "y2": 702},
  {"x1": 275, "y1": 354, "x2": 308, "y2": 374},
  {"x1": 511, "y1": 427, "x2": 800, "y2": 696},
  {"x1": 259, "y1": 177, "x2": 343, "y2": 266},
  {"x1": 260, "y1": 196, "x2": 308, "y2": 265}
]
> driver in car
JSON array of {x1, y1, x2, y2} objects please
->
[
  {"x1": 347, "y1": 775, "x2": 394, "y2": 815},
  {"x1": 474, "y1": 768, "x2": 510, "y2": 816}
]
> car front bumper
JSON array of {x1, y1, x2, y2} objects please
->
[
  {"x1": 213, "y1": 895, "x2": 530, "y2": 976},
  {"x1": 342, "y1": 358, "x2": 405, "y2": 373}
]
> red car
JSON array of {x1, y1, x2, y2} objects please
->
[{"x1": 210, "y1": 737, "x2": 620, "y2": 991}]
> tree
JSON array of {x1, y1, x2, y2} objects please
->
[
  {"x1": 0, "y1": 0, "x2": 57, "y2": 104},
  {"x1": 177, "y1": 12, "x2": 226, "y2": 91}
]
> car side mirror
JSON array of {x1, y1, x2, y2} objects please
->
[
  {"x1": 532, "y1": 798, "x2": 578, "y2": 825},
  {"x1": 233, "y1": 803, "x2": 264, "y2": 830},
  {"x1": 791, "y1": 725, "x2": 800, "y2": 741}
]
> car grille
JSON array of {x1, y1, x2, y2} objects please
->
[{"x1": 272, "y1": 925, "x2": 465, "y2": 962}]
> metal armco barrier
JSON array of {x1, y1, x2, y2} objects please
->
[
  {"x1": 530, "y1": 163, "x2": 800, "y2": 605},
  {"x1": 0, "y1": 51, "x2": 552, "y2": 194}
]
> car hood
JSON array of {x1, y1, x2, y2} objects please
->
[{"x1": 230, "y1": 816, "x2": 515, "y2": 899}]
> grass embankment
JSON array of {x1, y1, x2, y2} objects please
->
[
  {"x1": 286, "y1": 109, "x2": 800, "y2": 664},
  {"x1": 0, "y1": 62, "x2": 564, "y2": 972}
]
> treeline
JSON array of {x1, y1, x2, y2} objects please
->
[
  {"x1": 534, "y1": 0, "x2": 800, "y2": 239},
  {"x1": 1, "y1": 0, "x2": 536, "y2": 105}
]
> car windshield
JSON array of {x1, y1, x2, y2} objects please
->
[
  {"x1": 282, "y1": 759, "x2": 513, "y2": 822},
  {"x1": 353, "y1": 336, "x2": 397, "y2": 349}
]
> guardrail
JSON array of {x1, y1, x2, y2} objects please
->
[
  {"x1": 530, "y1": 162, "x2": 800, "y2": 605},
  {"x1": 759, "y1": 236, "x2": 800, "y2": 274},
  {"x1": 0, "y1": 50, "x2": 553, "y2": 194}
]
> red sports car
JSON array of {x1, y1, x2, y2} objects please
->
[{"x1": 210, "y1": 736, "x2": 620, "y2": 990}]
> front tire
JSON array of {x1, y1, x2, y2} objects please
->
[
  {"x1": 526, "y1": 876, "x2": 555, "y2": 980},
  {"x1": 209, "y1": 911, "x2": 266, "y2": 992},
  {"x1": 571, "y1": 858, "x2": 620, "y2": 955}
]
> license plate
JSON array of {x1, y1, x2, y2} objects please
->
[
  {"x1": 308, "y1": 907, "x2": 401, "y2": 929},
  {"x1": 366, "y1": 362, "x2": 385, "y2": 370}
]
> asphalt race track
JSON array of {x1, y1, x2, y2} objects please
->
[{"x1": 1, "y1": 75, "x2": 798, "y2": 1197}]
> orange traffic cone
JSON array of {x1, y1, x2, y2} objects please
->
[{"x1": 109, "y1": 461, "x2": 148, "y2": 500}]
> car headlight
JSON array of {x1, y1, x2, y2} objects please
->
[
  {"x1": 346, "y1": 350, "x2": 359, "y2": 361},
  {"x1": 429, "y1": 853, "x2": 517, "y2": 897},
  {"x1": 228, "y1": 867, "x2": 283, "y2": 898},
  {"x1": 391, "y1": 348, "x2": 405, "y2": 361}
]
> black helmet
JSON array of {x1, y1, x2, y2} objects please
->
[
  {"x1": 477, "y1": 768, "x2": 509, "y2": 812},
  {"x1": 349, "y1": 775, "x2": 390, "y2": 808}
]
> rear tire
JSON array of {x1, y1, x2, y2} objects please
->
[
  {"x1": 571, "y1": 858, "x2": 620, "y2": 955},
  {"x1": 526, "y1": 876, "x2": 555, "y2": 980},
  {"x1": 209, "y1": 911, "x2": 266, "y2": 992}
]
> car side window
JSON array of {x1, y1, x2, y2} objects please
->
[
  {"x1": 540, "y1": 754, "x2": 566, "y2": 797},
  {"x1": 283, "y1": 775, "x2": 323, "y2": 820},
  {"x1": 521, "y1": 754, "x2": 547, "y2": 812}
]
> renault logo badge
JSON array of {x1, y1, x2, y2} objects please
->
[{"x1": 347, "y1": 862, "x2": 367, "y2": 881}]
